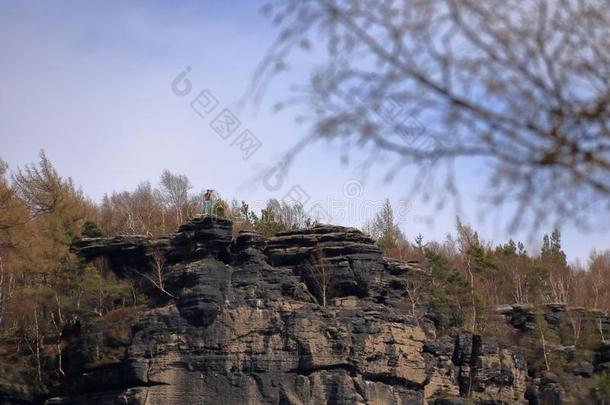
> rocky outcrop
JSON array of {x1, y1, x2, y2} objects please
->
[
  {"x1": 496, "y1": 303, "x2": 610, "y2": 339},
  {"x1": 50, "y1": 218, "x2": 531, "y2": 404},
  {"x1": 495, "y1": 303, "x2": 610, "y2": 403},
  {"x1": 70, "y1": 235, "x2": 152, "y2": 277}
]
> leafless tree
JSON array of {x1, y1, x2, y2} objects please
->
[
  {"x1": 49, "y1": 307, "x2": 65, "y2": 377},
  {"x1": 456, "y1": 219, "x2": 480, "y2": 332},
  {"x1": 548, "y1": 269, "x2": 572, "y2": 304},
  {"x1": 266, "y1": 199, "x2": 311, "y2": 229},
  {"x1": 103, "y1": 183, "x2": 164, "y2": 236},
  {"x1": 363, "y1": 199, "x2": 404, "y2": 253},
  {"x1": 403, "y1": 270, "x2": 428, "y2": 323},
  {"x1": 159, "y1": 170, "x2": 191, "y2": 227},
  {"x1": 536, "y1": 310, "x2": 551, "y2": 372},
  {"x1": 138, "y1": 250, "x2": 174, "y2": 298},
  {"x1": 511, "y1": 261, "x2": 530, "y2": 305},
  {"x1": 567, "y1": 309, "x2": 583, "y2": 346},
  {"x1": 255, "y1": 0, "x2": 610, "y2": 231},
  {"x1": 23, "y1": 308, "x2": 44, "y2": 385},
  {"x1": 586, "y1": 250, "x2": 610, "y2": 310},
  {"x1": 303, "y1": 246, "x2": 332, "y2": 307}
]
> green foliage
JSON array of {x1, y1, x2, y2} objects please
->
[
  {"x1": 235, "y1": 201, "x2": 286, "y2": 237},
  {"x1": 495, "y1": 239, "x2": 517, "y2": 256},
  {"x1": 593, "y1": 373, "x2": 610, "y2": 404},
  {"x1": 255, "y1": 206, "x2": 289, "y2": 236},
  {"x1": 579, "y1": 314, "x2": 605, "y2": 352},
  {"x1": 549, "y1": 350, "x2": 568, "y2": 372},
  {"x1": 541, "y1": 229, "x2": 567, "y2": 267},
  {"x1": 529, "y1": 265, "x2": 550, "y2": 301},
  {"x1": 1, "y1": 151, "x2": 610, "y2": 401},
  {"x1": 73, "y1": 266, "x2": 134, "y2": 317},
  {"x1": 81, "y1": 220, "x2": 106, "y2": 238},
  {"x1": 234, "y1": 200, "x2": 311, "y2": 237},
  {"x1": 425, "y1": 248, "x2": 470, "y2": 330}
]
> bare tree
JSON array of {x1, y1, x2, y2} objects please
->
[
  {"x1": 403, "y1": 270, "x2": 429, "y2": 324},
  {"x1": 23, "y1": 308, "x2": 44, "y2": 385},
  {"x1": 103, "y1": 183, "x2": 164, "y2": 236},
  {"x1": 510, "y1": 255, "x2": 531, "y2": 305},
  {"x1": 159, "y1": 170, "x2": 191, "y2": 227},
  {"x1": 255, "y1": 0, "x2": 610, "y2": 231},
  {"x1": 536, "y1": 310, "x2": 551, "y2": 372},
  {"x1": 363, "y1": 199, "x2": 404, "y2": 254},
  {"x1": 567, "y1": 309, "x2": 583, "y2": 346},
  {"x1": 49, "y1": 307, "x2": 65, "y2": 377},
  {"x1": 138, "y1": 250, "x2": 174, "y2": 298},
  {"x1": 456, "y1": 219, "x2": 481, "y2": 333},
  {"x1": 548, "y1": 270, "x2": 572, "y2": 304},
  {"x1": 586, "y1": 250, "x2": 610, "y2": 310},
  {"x1": 276, "y1": 201, "x2": 310, "y2": 229},
  {"x1": 303, "y1": 246, "x2": 332, "y2": 307}
]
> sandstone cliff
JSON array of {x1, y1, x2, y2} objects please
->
[
  {"x1": 3, "y1": 217, "x2": 608, "y2": 404},
  {"x1": 38, "y1": 217, "x2": 530, "y2": 404}
]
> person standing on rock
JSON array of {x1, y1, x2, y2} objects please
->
[{"x1": 202, "y1": 189, "x2": 214, "y2": 216}]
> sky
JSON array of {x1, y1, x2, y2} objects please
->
[{"x1": 0, "y1": 0, "x2": 608, "y2": 263}]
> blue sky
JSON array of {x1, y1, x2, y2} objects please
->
[{"x1": 0, "y1": 0, "x2": 608, "y2": 263}]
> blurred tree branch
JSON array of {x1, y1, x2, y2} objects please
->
[{"x1": 254, "y1": 0, "x2": 610, "y2": 231}]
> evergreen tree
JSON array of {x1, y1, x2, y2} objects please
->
[
  {"x1": 82, "y1": 221, "x2": 106, "y2": 238},
  {"x1": 425, "y1": 248, "x2": 470, "y2": 330}
]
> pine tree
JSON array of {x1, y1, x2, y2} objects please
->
[{"x1": 540, "y1": 229, "x2": 570, "y2": 304}]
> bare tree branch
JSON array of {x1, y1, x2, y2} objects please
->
[{"x1": 254, "y1": 0, "x2": 610, "y2": 231}]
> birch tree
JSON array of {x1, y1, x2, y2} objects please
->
[
  {"x1": 303, "y1": 246, "x2": 332, "y2": 307},
  {"x1": 159, "y1": 170, "x2": 191, "y2": 228}
]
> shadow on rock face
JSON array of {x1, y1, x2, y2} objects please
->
[
  {"x1": 177, "y1": 285, "x2": 224, "y2": 327},
  {"x1": 168, "y1": 257, "x2": 233, "y2": 328}
]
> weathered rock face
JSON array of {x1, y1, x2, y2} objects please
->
[
  {"x1": 52, "y1": 219, "x2": 529, "y2": 404},
  {"x1": 495, "y1": 303, "x2": 610, "y2": 404}
]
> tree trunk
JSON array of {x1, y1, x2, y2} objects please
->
[
  {"x1": 466, "y1": 257, "x2": 476, "y2": 333},
  {"x1": 538, "y1": 315, "x2": 551, "y2": 372},
  {"x1": 33, "y1": 309, "x2": 43, "y2": 384}
]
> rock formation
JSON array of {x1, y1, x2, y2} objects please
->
[{"x1": 42, "y1": 217, "x2": 531, "y2": 404}]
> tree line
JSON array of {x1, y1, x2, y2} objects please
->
[
  {"x1": 0, "y1": 151, "x2": 313, "y2": 372},
  {"x1": 0, "y1": 151, "x2": 608, "y2": 391},
  {"x1": 365, "y1": 199, "x2": 610, "y2": 331}
]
